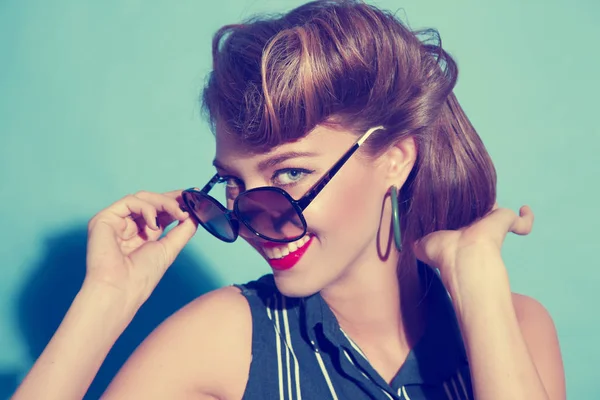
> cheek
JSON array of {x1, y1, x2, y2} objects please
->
[{"x1": 303, "y1": 166, "x2": 384, "y2": 241}]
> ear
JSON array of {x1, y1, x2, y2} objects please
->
[{"x1": 381, "y1": 135, "x2": 417, "y2": 188}]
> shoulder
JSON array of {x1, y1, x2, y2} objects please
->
[
  {"x1": 103, "y1": 286, "x2": 252, "y2": 400},
  {"x1": 511, "y1": 292, "x2": 566, "y2": 399},
  {"x1": 511, "y1": 292, "x2": 559, "y2": 337},
  {"x1": 510, "y1": 292, "x2": 559, "y2": 350},
  {"x1": 177, "y1": 285, "x2": 252, "y2": 330}
]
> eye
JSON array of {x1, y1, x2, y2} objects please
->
[
  {"x1": 272, "y1": 168, "x2": 312, "y2": 186},
  {"x1": 219, "y1": 176, "x2": 244, "y2": 201}
]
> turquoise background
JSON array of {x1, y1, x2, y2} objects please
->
[{"x1": 0, "y1": 0, "x2": 597, "y2": 398}]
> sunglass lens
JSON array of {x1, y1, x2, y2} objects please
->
[
  {"x1": 236, "y1": 189, "x2": 305, "y2": 241},
  {"x1": 182, "y1": 191, "x2": 236, "y2": 242}
]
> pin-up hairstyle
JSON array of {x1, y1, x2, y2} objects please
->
[{"x1": 202, "y1": 0, "x2": 496, "y2": 265}]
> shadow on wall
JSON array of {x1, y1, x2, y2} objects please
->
[
  {"x1": 7, "y1": 226, "x2": 219, "y2": 400},
  {"x1": 0, "y1": 371, "x2": 20, "y2": 400}
]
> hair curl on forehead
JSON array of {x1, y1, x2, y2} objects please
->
[
  {"x1": 202, "y1": 0, "x2": 497, "y2": 271},
  {"x1": 203, "y1": 0, "x2": 454, "y2": 150}
]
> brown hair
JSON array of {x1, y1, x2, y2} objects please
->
[{"x1": 202, "y1": 0, "x2": 496, "y2": 269}]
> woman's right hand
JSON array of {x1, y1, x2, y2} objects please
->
[
  {"x1": 85, "y1": 190, "x2": 197, "y2": 310},
  {"x1": 12, "y1": 191, "x2": 198, "y2": 400}
]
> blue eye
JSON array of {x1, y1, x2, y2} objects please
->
[{"x1": 273, "y1": 169, "x2": 312, "y2": 186}]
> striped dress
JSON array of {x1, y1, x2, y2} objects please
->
[{"x1": 234, "y1": 264, "x2": 474, "y2": 399}]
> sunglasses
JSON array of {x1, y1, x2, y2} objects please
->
[{"x1": 182, "y1": 126, "x2": 384, "y2": 243}]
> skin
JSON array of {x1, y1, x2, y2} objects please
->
[{"x1": 12, "y1": 125, "x2": 565, "y2": 400}]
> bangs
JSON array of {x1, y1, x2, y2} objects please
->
[
  {"x1": 202, "y1": 1, "x2": 498, "y2": 250},
  {"x1": 202, "y1": 1, "x2": 393, "y2": 150},
  {"x1": 203, "y1": 25, "x2": 341, "y2": 150}
]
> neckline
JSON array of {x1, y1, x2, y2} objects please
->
[{"x1": 299, "y1": 263, "x2": 468, "y2": 387}]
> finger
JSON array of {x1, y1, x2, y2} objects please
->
[
  {"x1": 511, "y1": 205, "x2": 534, "y2": 236},
  {"x1": 162, "y1": 189, "x2": 185, "y2": 201},
  {"x1": 157, "y1": 217, "x2": 198, "y2": 267},
  {"x1": 155, "y1": 208, "x2": 190, "y2": 232},
  {"x1": 482, "y1": 206, "x2": 533, "y2": 243},
  {"x1": 160, "y1": 190, "x2": 191, "y2": 214},
  {"x1": 124, "y1": 209, "x2": 184, "y2": 242},
  {"x1": 93, "y1": 195, "x2": 160, "y2": 233},
  {"x1": 163, "y1": 189, "x2": 186, "y2": 212},
  {"x1": 121, "y1": 216, "x2": 142, "y2": 240},
  {"x1": 135, "y1": 191, "x2": 189, "y2": 222},
  {"x1": 155, "y1": 211, "x2": 177, "y2": 230},
  {"x1": 121, "y1": 192, "x2": 191, "y2": 241},
  {"x1": 126, "y1": 217, "x2": 198, "y2": 281}
]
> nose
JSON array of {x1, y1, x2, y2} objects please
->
[{"x1": 237, "y1": 212, "x2": 305, "y2": 243}]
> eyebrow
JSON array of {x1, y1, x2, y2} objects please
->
[
  {"x1": 213, "y1": 151, "x2": 318, "y2": 173},
  {"x1": 257, "y1": 151, "x2": 318, "y2": 171},
  {"x1": 212, "y1": 158, "x2": 232, "y2": 172}
]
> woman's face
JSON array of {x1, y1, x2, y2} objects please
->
[{"x1": 214, "y1": 124, "x2": 410, "y2": 297}]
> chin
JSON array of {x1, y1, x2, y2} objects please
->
[{"x1": 271, "y1": 273, "x2": 324, "y2": 298}]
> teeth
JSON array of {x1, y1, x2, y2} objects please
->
[{"x1": 263, "y1": 235, "x2": 311, "y2": 259}]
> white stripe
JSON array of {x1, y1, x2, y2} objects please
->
[
  {"x1": 401, "y1": 386, "x2": 412, "y2": 400},
  {"x1": 342, "y1": 350, "x2": 393, "y2": 400},
  {"x1": 280, "y1": 297, "x2": 294, "y2": 400},
  {"x1": 268, "y1": 294, "x2": 302, "y2": 400},
  {"x1": 269, "y1": 296, "x2": 286, "y2": 400},
  {"x1": 340, "y1": 329, "x2": 368, "y2": 360},
  {"x1": 443, "y1": 381, "x2": 453, "y2": 400},
  {"x1": 277, "y1": 297, "x2": 291, "y2": 400},
  {"x1": 342, "y1": 350, "x2": 370, "y2": 380},
  {"x1": 266, "y1": 298, "x2": 272, "y2": 319},
  {"x1": 314, "y1": 347, "x2": 339, "y2": 400},
  {"x1": 457, "y1": 370, "x2": 469, "y2": 400},
  {"x1": 451, "y1": 376, "x2": 461, "y2": 400},
  {"x1": 281, "y1": 302, "x2": 302, "y2": 400}
]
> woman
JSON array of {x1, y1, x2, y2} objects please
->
[{"x1": 12, "y1": 1, "x2": 565, "y2": 399}]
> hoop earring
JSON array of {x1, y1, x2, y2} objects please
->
[{"x1": 390, "y1": 186, "x2": 403, "y2": 252}]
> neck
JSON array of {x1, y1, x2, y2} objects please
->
[{"x1": 320, "y1": 247, "x2": 426, "y2": 351}]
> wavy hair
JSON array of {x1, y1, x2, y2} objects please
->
[{"x1": 202, "y1": 0, "x2": 496, "y2": 269}]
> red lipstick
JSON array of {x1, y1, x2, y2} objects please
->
[{"x1": 267, "y1": 236, "x2": 314, "y2": 271}]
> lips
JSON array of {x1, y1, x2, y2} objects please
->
[{"x1": 261, "y1": 235, "x2": 314, "y2": 271}]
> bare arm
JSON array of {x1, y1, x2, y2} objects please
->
[
  {"x1": 12, "y1": 283, "x2": 135, "y2": 400},
  {"x1": 13, "y1": 285, "x2": 252, "y2": 400},
  {"x1": 414, "y1": 205, "x2": 565, "y2": 399},
  {"x1": 449, "y1": 254, "x2": 565, "y2": 400},
  {"x1": 12, "y1": 190, "x2": 212, "y2": 400}
]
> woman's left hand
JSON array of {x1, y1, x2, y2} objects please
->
[
  {"x1": 412, "y1": 203, "x2": 534, "y2": 290},
  {"x1": 413, "y1": 205, "x2": 565, "y2": 399}
]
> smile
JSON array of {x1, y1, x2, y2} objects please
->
[{"x1": 261, "y1": 235, "x2": 314, "y2": 271}]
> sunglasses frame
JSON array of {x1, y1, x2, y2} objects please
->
[{"x1": 182, "y1": 125, "x2": 384, "y2": 243}]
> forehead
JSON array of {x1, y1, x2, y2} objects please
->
[{"x1": 214, "y1": 124, "x2": 357, "y2": 162}]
